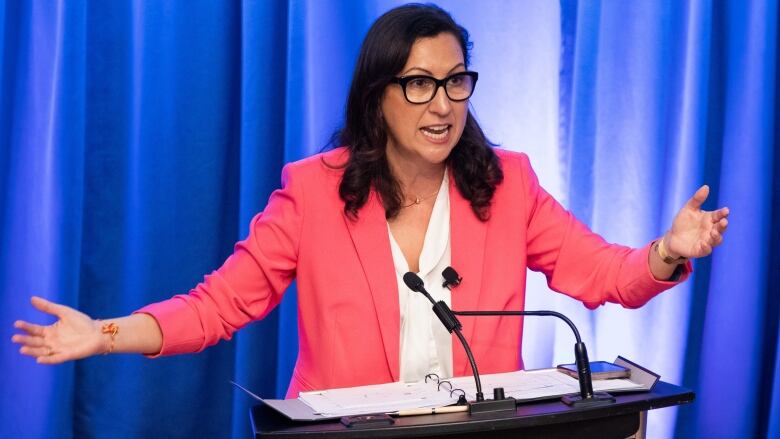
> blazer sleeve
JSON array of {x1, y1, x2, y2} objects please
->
[
  {"x1": 516, "y1": 153, "x2": 691, "y2": 309},
  {"x1": 135, "y1": 162, "x2": 304, "y2": 356}
]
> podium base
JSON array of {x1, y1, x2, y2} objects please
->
[{"x1": 561, "y1": 391, "x2": 616, "y2": 407}]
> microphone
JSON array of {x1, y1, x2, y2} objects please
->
[
  {"x1": 402, "y1": 272, "x2": 426, "y2": 295},
  {"x1": 403, "y1": 272, "x2": 461, "y2": 332},
  {"x1": 441, "y1": 266, "x2": 462, "y2": 290},
  {"x1": 403, "y1": 273, "x2": 516, "y2": 413},
  {"x1": 403, "y1": 272, "x2": 479, "y2": 399},
  {"x1": 443, "y1": 266, "x2": 615, "y2": 407}
]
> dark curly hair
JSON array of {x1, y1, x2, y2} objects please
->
[{"x1": 331, "y1": 3, "x2": 503, "y2": 221}]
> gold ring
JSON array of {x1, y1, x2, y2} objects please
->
[{"x1": 46, "y1": 347, "x2": 52, "y2": 356}]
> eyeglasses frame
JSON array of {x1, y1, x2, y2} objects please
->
[{"x1": 390, "y1": 71, "x2": 479, "y2": 104}]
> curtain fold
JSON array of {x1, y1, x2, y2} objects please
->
[
  {"x1": 1, "y1": 2, "x2": 85, "y2": 437},
  {"x1": 683, "y1": 1, "x2": 777, "y2": 437},
  {"x1": 561, "y1": 1, "x2": 778, "y2": 437},
  {"x1": 1, "y1": 1, "x2": 776, "y2": 438}
]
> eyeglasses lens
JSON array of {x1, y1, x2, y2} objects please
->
[
  {"x1": 406, "y1": 78, "x2": 436, "y2": 103},
  {"x1": 445, "y1": 74, "x2": 473, "y2": 100}
]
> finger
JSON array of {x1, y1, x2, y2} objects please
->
[
  {"x1": 30, "y1": 296, "x2": 69, "y2": 319},
  {"x1": 693, "y1": 240, "x2": 712, "y2": 257},
  {"x1": 710, "y1": 225, "x2": 725, "y2": 239},
  {"x1": 711, "y1": 207, "x2": 730, "y2": 222},
  {"x1": 37, "y1": 353, "x2": 70, "y2": 365},
  {"x1": 686, "y1": 185, "x2": 709, "y2": 210},
  {"x1": 14, "y1": 320, "x2": 46, "y2": 337},
  {"x1": 19, "y1": 345, "x2": 53, "y2": 358},
  {"x1": 716, "y1": 218, "x2": 729, "y2": 233},
  {"x1": 709, "y1": 230, "x2": 724, "y2": 246},
  {"x1": 11, "y1": 334, "x2": 46, "y2": 348}
]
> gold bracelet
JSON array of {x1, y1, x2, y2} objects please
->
[
  {"x1": 655, "y1": 238, "x2": 687, "y2": 265},
  {"x1": 100, "y1": 322, "x2": 119, "y2": 355}
]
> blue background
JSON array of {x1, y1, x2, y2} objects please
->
[{"x1": 1, "y1": 1, "x2": 777, "y2": 438}]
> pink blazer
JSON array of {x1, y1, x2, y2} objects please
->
[{"x1": 138, "y1": 148, "x2": 689, "y2": 398}]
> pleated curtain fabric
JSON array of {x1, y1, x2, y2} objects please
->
[{"x1": 0, "y1": 1, "x2": 777, "y2": 438}]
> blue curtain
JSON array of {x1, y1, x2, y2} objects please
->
[
  {"x1": 561, "y1": 1, "x2": 778, "y2": 438},
  {"x1": 1, "y1": 1, "x2": 777, "y2": 438}
]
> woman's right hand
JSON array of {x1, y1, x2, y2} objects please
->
[{"x1": 12, "y1": 296, "x2": 107, "y2": 364}]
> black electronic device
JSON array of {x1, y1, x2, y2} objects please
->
[
  {"x1": 558, "y1": 361, "x2": 630, "y2": 380},
  {"x1": 340, "y1": 413, "x2": 394, "y2": 428},
  {"x1": 441, "y1": 266, "x2": 462, "y2": 289}
]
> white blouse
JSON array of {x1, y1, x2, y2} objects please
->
[{"x1": 388, "y1": 173, "x2": 454, "y2": 383}]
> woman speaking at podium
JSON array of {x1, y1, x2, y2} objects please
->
[{"x1": 12, "y1": 4, "x2": 729, "y2": 398}]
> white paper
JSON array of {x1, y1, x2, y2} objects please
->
[
  {"x1": 296, "y1": 368, "x2": 648, "y2": 417},
  {"x1": 450, "y1": 369, "x2": 646, "y2": 400},
  {"x1": 298, "y1": 380, "x2": 460, "y2": 417}
]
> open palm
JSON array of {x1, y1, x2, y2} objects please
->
[
  {"x1": 665, "y1": 185, "x2": 729, "y2": 259},
  {"x1": 12, "y1": 296, "x2": 104, "y2": 364}
]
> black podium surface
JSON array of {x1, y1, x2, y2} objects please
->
[{"x1": 250, "y1": 381, "x2": 694, "y2": 438}]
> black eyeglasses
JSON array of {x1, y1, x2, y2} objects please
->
[{"x1": 391, "y1": 71, "x2": 478, "y2": 104}]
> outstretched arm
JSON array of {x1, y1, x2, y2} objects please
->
[
  {"x1": 649, "y1": 185, "x2": 729, "y2": 280},
  {"x1": 12, "y1": 296, "x2": 162, "y2": 364}
]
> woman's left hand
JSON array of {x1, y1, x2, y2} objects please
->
[{"x1": 664, "y1": 185, "x2": 729, "y2": 259}]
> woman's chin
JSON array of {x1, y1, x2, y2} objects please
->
[
  {"x1": 386, "y1": 137, "x2": 457, "y2": 169},
  {"x1": 421, "y1": 148, "x2": 455, "y2": 167}
]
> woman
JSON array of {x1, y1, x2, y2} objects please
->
[{"x1": 12, "y1": 4, "x2": 728, "y2": 398}]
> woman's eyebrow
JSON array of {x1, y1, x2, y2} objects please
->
[
  {"x1": 400, "y1": 63, "x2": 465, "y2": 76},
  {"x1": 400, "y1": 67, "x2": 434, "y2": 76}
]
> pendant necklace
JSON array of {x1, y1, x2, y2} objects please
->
[{"x1": 401, "y1": 189, "x2": 440, "y2": 208}]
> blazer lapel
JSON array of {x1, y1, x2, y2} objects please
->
[
  {"x1": 343, "y1": 191, "x2": 400, "y2": 381},
  {"x1": 449, "y1": 174, "x2": 488, "y2": 376}
]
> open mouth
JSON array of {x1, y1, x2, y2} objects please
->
[{"x1": 420, "y1": 124, "x2": 451, "y2": 140}]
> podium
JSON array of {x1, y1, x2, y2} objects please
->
[{"x1": 250, "y1": 380, "x2": 693, "y2": 438}]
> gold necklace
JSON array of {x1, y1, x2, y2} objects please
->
[{"x1": 401, "y1": 189, "x2": 440, "y2": 208}]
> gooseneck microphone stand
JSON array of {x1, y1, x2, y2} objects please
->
[
  {"x1": 404, "y1": 269, "x2": 617, "y2": 411},
  {"x1": 452, "y1": 309, "x2": 615, "y2": 407},
  {"x1": 403, "y1": 272, "x2": 516, "y2": 413}
]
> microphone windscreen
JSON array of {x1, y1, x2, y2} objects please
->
[
  {"x1": 442, "y1": 266, "x2": 462, "y2": 287},
  {"x1": 403, "y1": 272, "x2": 424, "y2": 292}
]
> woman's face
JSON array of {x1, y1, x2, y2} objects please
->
[{"x1": 381, "y1": 32, "x2": 469, "y2": 171}]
